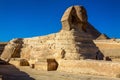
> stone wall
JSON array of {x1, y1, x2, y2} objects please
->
[
  {"x1": 94, "y1": 39, "x2": 120, "y2": 61},
  {"x1": 57, "y1": 60, "x2": 120, "y2": 77},
  {"x1": 21, "y1": 34, "x2": 56, "y2": 61}
]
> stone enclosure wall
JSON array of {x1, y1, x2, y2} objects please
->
[
  {"x1": 94, "y1": 39, "x2": 120, "y2": 61},
  {"x1": 57, "y1": 60, "x2": 120, "y2": 77},
  {"x1": 34, "y1": 59, "x2": 120, "y2": 77}
]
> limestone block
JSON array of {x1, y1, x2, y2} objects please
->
[
  {"x1": 35, "y1": 61, "x2": 47, "y2": 71},
  {"x1": 20, "y1": 59, "x2": 29, "y2": 66},
  {"x1": 47, "y1": 59, "x2": 58, "y2": 71},
  {"x1": 21, "y1": 46, "x2": 31, "y2": 59},
  {"x1": 57, "y1": 60, "x2": 120, "y2": 77},
  {"x1": 9, "y1": 60, "x2": 20, "y2": 66}
]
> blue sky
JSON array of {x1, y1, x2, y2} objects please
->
[{"x1": 0, "y1": 0, "x2": 120, "y2": 41}]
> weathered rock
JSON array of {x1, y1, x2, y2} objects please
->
[
  {"x1": 57, "y1": 60, "x2": 120, "y2": 77},
  {"x1": 94, "y1": 39, "x2": 120, "y2": 61},
  {"x1": 20, "y1": 59, "x2": 29, "y2": 66},
  {"x1": 0, "y1": 39, "x2": 23, "y2": 62},
  {"x1": 61, "y1": 6, "x2": 87, "y2": 32}
]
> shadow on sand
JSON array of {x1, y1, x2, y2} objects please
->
[{"x1": 0, "y1": 60, "x2": 35, "y2": 80}]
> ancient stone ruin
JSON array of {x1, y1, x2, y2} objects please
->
[
  {"x1": 1, "y1": 5, "x2": 120, "y2": 77},
  {"x1": 1, "y1": 6, "x2": 102, "y2": 61}
]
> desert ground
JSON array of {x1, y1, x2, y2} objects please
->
[{"x1": 0, "y1": 65, "x2": 119, "y2": 80}]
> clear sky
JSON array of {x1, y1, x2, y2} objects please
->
[{"x1": 0, "y1": 0, "x2": 120, "y2": 42}]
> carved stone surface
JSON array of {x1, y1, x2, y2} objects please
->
[
  {"x1": 0, "y1": 39, "x2": 23, "y2": 62},
  {"x1": 61, "y1": 6, "x2": 101, "y2": 39},
  {"x1": 61, "y1": 6, "x2": 87, "y2": 32}
]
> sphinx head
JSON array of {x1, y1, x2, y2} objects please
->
[{"x1": 61, "y1": 6, "x2": 88, "y2": 32}]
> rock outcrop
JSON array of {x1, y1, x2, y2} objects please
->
[
  {"x1": 0, "y1": 39, "x2": 23, "y2": 62},
  {"x1": 0, "y1": 42, "x2": 7, "y2": 55}
]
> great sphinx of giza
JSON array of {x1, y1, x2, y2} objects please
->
[
  {"x1": 0, "y1": 5, "x2": 103, "y2": 63},
  {"x1": 2, "y1": 5, "x2": 120, "y2": 78}
]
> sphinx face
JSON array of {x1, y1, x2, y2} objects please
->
[
  {"x1": 74, "y1": 6, "x2": 88, "y2": 22},
  {"x1": 70, "y1": 6, "x2": 88, "y2": 32},
  {"x1": 61, "y1": 6, "x2": 88, "y2": 31}
]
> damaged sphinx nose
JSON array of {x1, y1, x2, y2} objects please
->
[{"x1": 61, "y1": 6, "x2": 88, "y2": 32}]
